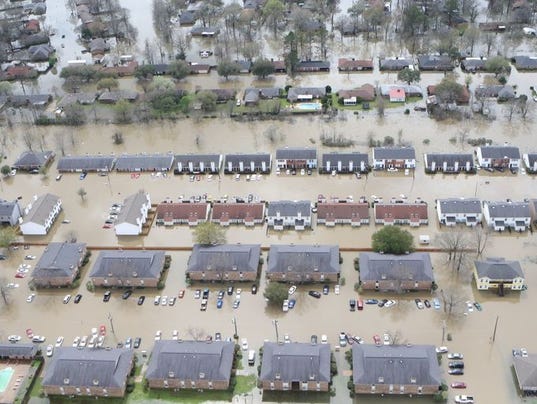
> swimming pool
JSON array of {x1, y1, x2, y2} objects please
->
[
  {"x1": 295, "y1": 102, "x2": 322, "y2": 111},
  {"x1": 0, "y1": 367, "x2": 14, "y2": 393}
]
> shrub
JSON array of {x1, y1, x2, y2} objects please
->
[{"x1": 86, "y1": 281, "x2": 95, "y2": 292}]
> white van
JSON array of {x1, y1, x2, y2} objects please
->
[{"x1": 248, "y1": 350, "x2": 256, "y2": 366}]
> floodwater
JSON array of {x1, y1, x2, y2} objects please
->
[{"x1": 1, "y1": 114, "x2": 537, "y2": 404}]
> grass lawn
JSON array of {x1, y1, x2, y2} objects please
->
[
  {"x1": 234, "y1": 375, "x2": 256, "y2": 395},
  {"x1": 127, "y1": 383, "x2": 233, "y2": 403},
  {"x1": 29, "y1": 376, "x2": 42, "y2": 398}
]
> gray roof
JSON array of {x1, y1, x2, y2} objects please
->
[
  {"x1": 0, "y1": 343, "x2": 37, "y2": 358},
  {"x1": 352, "y1": 344, "x2": 442, "y2": 386},
  {"x1": 23, "y1": 194, "x2": 61, "y2": 226},
  {"x1": 438, "y1": 198, "x2": 482, "y2": 214},
  {"x1": 513, "y1": 56, "x2": 537, "y2": 69},
  {"x1": 90, "y1": 250, "x2": 165, "y2": 279},
  {"x1": 358, "y1": 252, "x2": 434, "y2": 282},
  {"x1": 13, "y1": 150, "x2": 54, "y2": 169},
  {"x1": 174, "y1": 154, "x2": 222, "y2": 171},
  {"x1": 379, "y1": 84, "x2": 422, "y2": 97},
  {"x1": 475, "y1": 257, "x2": 524, "y2": 280},
  {"x1": 296, "y1": 60, "x2": 330, "y2": 69},
  {"x1": 267, "y1": 244, "x2": 340, "y2": 274},
  {"x1": 115, "y1": 154, "x2": 174, "y2": 171},
  {"x1": 187, "y1": 244, "x2": 261, "y2": 273},
  {"x1": 260, "y1": 342, "x2": 331, "y2": 383},
  {"x1": 417, "y1": 55, "x2": 454, "y2": 70},
  {"x1": 485, "y1": 201, "x2": 530, "y2": 218},
  {"x1": 526, "y1": 153, "x2": 537, "y2": 167},
  {"x1": 116, "y1": 192, "x2": 149, "y2": 226},
  {"x1": 42, "y1": 347, "x2": 134, "y2": 390},
  {"x1": 514, "y1": 355, "x2": 537, "y2": 391},
  {"x1": 224, "y1": 153, "x2": 271, "y2": 169},
  {"x1": 243, "y1": 88, "x2": 280, "y2": 102},
  {"x1": 461, "y1": 58, "x2": 486, "y2": 70},
  {"x1": 146, "y1": 340, "x2": 234, "y2": 382},
  {"x1": 98, "y1": 90, "x2": 138, "y2": 103},
  {"x1": 275, "y1": 148, "x2": 317, "y2": 161},
  {"x1": 287, "y1": 87, "x2": 326, "y2": 101},
  {"x1": 0, "y1": 200, "x2": 19, "y2": 217},
  {"x1": 479, "y1": 146, "x2": 520, "y2": 159},
  {"x1": 321, "y1": 152, "x2": 369, "y2": 168},
  {"x1": 373, "y1": 147, "x2": 415, "y2": 160},
  {"x1": 379, "y1": 58, "x2": 413, "y2": 70},
  {"x1": 57, "y1": 155, "x2": 116, "y2": 171},
  {"x1": 424, "y1": 153, "x2": 474, "y2": 169},
  {"x1": 267, "y1": 200, "x2": 311, "y2": 217},
  {"x1": 32, "y1": 242, "x2": 86, "y2": 279}
]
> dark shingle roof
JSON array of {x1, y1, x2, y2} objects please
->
[
  {"x1": 417, "y1": 55, "x2": 454, "y2": 70},
  {"x1": 379, "y1": 58, "x2": 413, "y2": 70},
  {"x1": 359, "y1": 252, "x2": 434, "y2": 282},
  {"x1": 267, "y1": 200, "x2": 311, "y2": 217},
  {"x1": 373, "y1": 147, "x2": 415, "y2": 160},
  {"x1": 267, "y1": 244, "x2": 340, "y2": 274},
  {"x1": 32, "y1": 242, "x2": 86, "y2": 279},
  {"x1": 115, "y1": 154, "x2": 174, "y2": 171},
  {"x1": 275, "y1": 148, "x2": 316, "y2": 161},
  {"x1": 187, "y1": 244, "x2": 261, "y2": 273},
  {"x1": 321, "y1": 152, "x2": 369, "y2": 170},
  {"x1": 90, "y1": 250, "x2": 165, "y2": 279},
  {"x1": 514, "y1": 355, "x2": 537, "y2": 391},
  {"x1": 485, "y1": 201, "x2": 530, "y2": 218},
  {"x1": 424, "y1": 153, "x2": 474, "y2": 169},
  {"x1": 0, "y1": 344, "x2": 37, "y2": 358},
  {"x1": 57, "y1": 155, "x2": 116, "y2": 171},
  {"x1": 437, "y1": 198, "x2": 482, "y2": 214},
  {"x1": 479, "y1": 146, "x2": 521, "y2": 159},
  {"x1": 475, "y1": 257, "x2": 524, "y2": 279},
  {"x1": 260, "y1": 342, "x2": 331, "y2": 383},
  {"x1": 13, "y1": 150, "x2": 54, "y2": 169},
  {"x1": 224, "y1": 153, "x2": 271, "y2": 171},
  {"x1": 286, "y1": 87, "x2": 326, "y2": 102},
  {"x1": 174, "y1": 154, "x2": 222, "y2": 172},
  {"x1": 146, "y1": 340, "x2": 234, "y2": 382}
]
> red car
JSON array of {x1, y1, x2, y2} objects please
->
[
  {"x1": 26, "y1": 328, "x2": 33, "y2": 338},
  {"x1": 178, "y1": 290, "x2": 185, "y2": 299},
  {"x1": 373, "y1": 335, "x2": 381, "y2": 346},
  {"x1": 451, "y1": 382, "x2": 467, "y2": 389},
  {"x1": 99, "y1": 325, "x2": 106, "y2": 336},
  {"x1": 15, "y1": 273, "x2": 25, "y2": 278}
]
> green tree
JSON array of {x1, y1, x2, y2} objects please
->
[
  {"x1": 170, "y1": 60, "x2": 190, "y2": 80},
  {"x1": 0, "y1": 227, "x2": 17, "y2": 248},
  {"x1": 262, "y1": 0, "x2": 286, "y2": 38},
  {"x1": 435, "y1": 77, "x2": 464, "y2": 104},
  {"x1": 1, "y1": 165, "x2": 10, "y2": 176},
  {"x1": 195, "y1": 90, "x2": 217, "y2": 112},
  {"x1": 402, "y1": 4, "x2": 426, "y2": 36},
  {"x1": 484, "y1": 56, "x2": 511, "y2": 77},
  {"x1": 134, "y1": 64, "x2": 156, "y2": 80},
  {"x1": 283, "y1": 31, "x2": 299, "y2": 76},
  {"x1": 96, "y1": 77, "x2": 119, "y2": 91},
  {"x1": 263, "y1": 282, "x2": 288, "y2": 306},
  {"x1": 217, "y1": 60, "x2": 240, "y2": 80},
  {"x1": 398, "y1": 67, "x2": 421, "y2": 85},
  {"x1": 252, "y1": 58, "x2": 275, "y2": 79},
  {"x1": 371, "y1": 226, "x2": 415, "y2": 254},
  {"x1": 193, "y1": 222, "x2": 226, "y2": 245},
  {"x1": 114, "y1": 99, "x2": 133, "y2": 123}
]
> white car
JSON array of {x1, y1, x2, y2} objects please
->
[
  {"x1": 454, "y1": 395, "x2": 474, "y2": 404},
  {"x1": 338, "y1": 332, "x2": 347, "y2": 347},
  {"x1": 79, "y1": 336, "x2": 87, "y2": 347},
  {"x1": 25, "y1": 255, "x2": 36, "y2": 260},
  {"x1": 436, "y1": 346, "x2": 449, "y2": 354},
  {"x1": 321, "y1": 334, "x2": 328, "y2": 344},
  {"x1": 32, "y1": 335, "x2": 46, "y2": 343},
  {"x1": 161, "y1": 296, "x2": 168, "y2": 306},
  {"x1": 334, "y1": 285, "x2": 340, "y2": 295},
  {"x1": 72, "y1": 336, "x2": 81, "y2": 347},
  {"x1": 236, "y1": 288, "x2": 242, "y2": 296},
  {"x1": 26, "y1": 293, "x2": 35, "y2": 303},
  {"x1": 523, "y1": 27, "x2": 537, "y2": 36},
  {"x1": 172, "y1": 330, "x2": 179, "y2": 340},
  {"x1": 155, "y1": 330, "x2": 162, "y2": 341},
  {"x1": 8, "y1": 335, "x2": 21, "y2": 343},
  {"x1": 383, "y1": 333, "x2": 391, "y2": 345},
  {"x1": 466, "y1": 301, "x2": 474, "y2": 312},
  {"x1": 282, "y1": 299, "x2": 289, "y2": 312},
  {"x1": 154, "y1": 296, "x2": 161, "y2": 305},
  {"x1": 448, "y1": 352, "x2": 464, "y2": 359},
  {"x1": 288, "y1": 285, "x2": 297, "y2": 295},
  {"x1": 55, "y1": 336, "x2": 64, "y2": 347},
  {"x1": 46, "y1": 345, "x2": 54, "y2": 357},
  {"x1": 96, "y1": 336, "x2": 105, "y2": 347},
  {"x1": 521, "y1": 348, "x2": 528, "y2": 357},
  {"x1": 284, "y1": 334, "x2": 291, "y2": 343},
  {"x1": 241, "y1": 338, "x2": 248, "y2": 350},
  {"x1": 63, "y1": 294, "x2": 71, "y2": 304},
  {"x1": 384, "y1": 300, "x2": 396, "y2": 308}
]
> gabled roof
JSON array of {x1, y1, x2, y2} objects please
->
[
  {"x1": 417, "y1": 55, "x2": 454, "y2": 70},
  {"x1": 321, "y1": 152, "x2": 369, "y2": 167},
  {"x1": 338, "y1": 85, "x2": 376, "y2": 101},
  {"x1": 317, "y1": 202, "x2": 369, "y2": 221},
  {"x1": 296, "y1": 60, "x2": 330, "y2": 70},
  {"x1": 338, "y1": 58, "x2": 374, "y2": 71},
  {"x1": 212, "y1": 203, "x2": 265, "y2": 222},
  {"x1": 475, "y1": 257, "x2": 524, "y2": 279},
  {"x1": 374, "y1": 202, "x2": 428, "y2": 221},
  {"x1": 224, "y1": 153, "x2": 271, "y2": 168},
  {"x1": 287, "y1": 87, "x2": 326, "y2": 101},
  {"x1": 267, "y1": 244, "x2": 340, "y2": 274},
  {"x1": 485, "y1": 201, "x2": 530, "y2": 218},
  {"x1": 57, "y1": 155, "x2": 116, "y2": 171},
  {"x1": 525, "y1": 153, "x2": 537, "y2": 167},
  {"x1": 98, "y1": 90, "x2": 138, "y2": 103},
  {"x1": 512, "y1": 55, "x2": 537, "y2": 69},
  {"x1": 373, "y1": 147, "x2": 415, "y2": 160},
  {"x1": 244, "y1": 88, "x2": 280, "y2": 102},
  {"x1": 13, "y1": 150, "x2": 54, "y2": 169},
  {"x1": 478, "y1": 146, "x2": 521, "y2": 159},
  {"x1": 359, "y1": 252, "x2": 434, "y2": 282},
  {"x1": 28, "y1": 43, "x2": 54, "y2": 61},
  {"x1": 514, "y1": 355, "x2": 537, "y2": 391},
  {"x1": 42, "y1": 347, "x2": 134, "y2": 390},
  {"x1": 437, "y1": 198, "x2": 482, "y2": 214},
  {"x1": 424, "y1": 153, "x2": 474, "y2": 169},
  {"x1": 116, "y1": 191, "x2": 150, "y2": 226},
  {"x1": 114, "y1": 154, "x2": 174, "y2": 171},
  {"x1": 267, "y1": 200, "x2": 311, "y2": 217},
  {"x1": 275, "y1": 148, "x2": 316, "y2": 160},
  {"x1": 145, "y1": 340, "x2": 234, "y2": 382},
  {"x1": 32, "y1": 242, "x2": 86, "y2": 279},
  {"x1": 0, "y1": 200, "x2": 20, "y2": 217},
  {"x1": 0, "y1": 343, "x2": 37, "y2": 358},
  {"x1": 352, "y1": 344, "x2": 442, "y2": 386},
  {"x1": 156, "y1": 202, "x2": 209, "y2": 222},
  {"x1": 379, "y1": 58, "x2": 413, "y2": 70},
  {"x1": 174, "y1": 154, "x2": 222, "y2": 171},
  {"x1": 187, "y1": 244, "x2": 261, "y2": 273},
  {"x1": 461, "y1": 57, "x2": 487, "y2": 71},
  {"x1": 23, "y1": 194, "x2": 61, "y2": 226},
  {"x1": 260, "y1": 342, "x2": 331, "y2": 383},
  {"x1": 90, "y1": 250, "x2": 166, "y2": 279}
]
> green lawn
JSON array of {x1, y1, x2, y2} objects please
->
[
  {"x1": 234, "y1": 375, "x2": 256, "y2": 395},
  {"x1": 127, "y1": 383, "x2": 233, "y2": 403}
]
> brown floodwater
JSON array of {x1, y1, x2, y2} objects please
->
[{"x1": 1, "y1": 115, "x2": 537, "y2": 404}]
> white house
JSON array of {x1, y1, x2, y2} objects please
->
[
  {"x1": 523, "y1": 153, "x2": 537, "y2": 173},
  {"x1": 114, "y1": 191, "x2": 151, "y2": 236},
  {"x1": 436, "y1": 198, "x2": 483, "y2": 226},
  {"x1": 275, "y1": 148, "x2": 317, "y2": 170},
  {"x1": 20, "y1": 194, "x2": 62, "y2": 235},
  {"x1": 266, "y1": 201, "x2": 311, "y2": 231},
  {"x1": 476, "y1": 146, "x2": 521, "y2": 169},
  {"x1": 0, "y1": 200, "x2": 22, "y2": 226},
  {"x1": 474, "y1": 257, "x2": 525, "y2": 291},
  {"x1": 482, "y1": 200, "x2": 530, "y2": 232},
  {"x1": 372, "y1": 147, "x2": 416, "y2": 170}
]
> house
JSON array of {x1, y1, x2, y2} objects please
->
[
  {"x1": 204, "y1": 89, "x2": 236, "y2": 103},
  {"x1": 316, "y1": 202, "x2": 370, "y2": 227},
  {"x1": 28, "y1": 44, "x2": 54, "y2": 62},
  {"x1": 3, "y1": 65, "x2": 38, "y2": 80},
  {"x1": 460, "y1": 57, "x2": 487, "y2": 72},
  {"x1": 482, "y1": 200, "x2": 530, "y2": 231},
  {"x1": 476, "y1": 146, "x2": 521, "y2": 169},
  {"x1": 287, "y1": 87, "x2": 326, "y2": 103},
  {"x1": 89, "y1": 38, "x2": 109, "y2": 56},
  {"x1": 179, "y1": 10, "x2": 197, "y2": 25},
  {"x1": 23, "y1": 19, "x2": 41, "y2": 34},
  {"x1": 89, "y1": 250, "x2": 166, "y2": 288},
  {"x1": 513, "y1": 355, "x2": 537, "y2": 395},
  {"x1": 271, "y1": 60, "x2": 286, "y2": 73},
  {"x1": 359, "y1": 252, "x2": 434, "y2": 291},
  {"x1": 189, "y1": 63, "x2": 211, "y2": 74},
  {"x1": 474, "y1": 257, "x2": 525, "y2": 291},
  {"x1": 523, "y1": 153, "x2": 537, "y2": 173},
  {"x1": 380, "y1": 84, "x2": 423, "y2": 98},
  {"x1": 475, "y1": 85, "x2": 515, "y2": 101},
  {"x1": 146, "y1": 340, "x2": 234, "y2": 390},
  {"x1": 423, "y1": 153, "x2": 475, "y2": 173},
  {"x1": 42, "y1": 347, "x2": 134, "y2": 398},
  {"x1": 243, "y1": 88, "x2": 280, "y2": 106},
  {"x1": 0, "y1": 344, "x2": 37, "y2": 360},
  {"x1": 479, "y1": 22, "x2": 507, "y2": 32},
  {"x1": 155, "y1": 202, "x2": 210, "y2": 226},
  {"x1": 372, "y1": 147, "x2": 416, "y2": 170},
  {"x1": 190, "y1": 26, "x2": 220, "y2": 37},
  {"x1": 186, "y1": 244, "x2": 261, "y2": 282},
  {"x1": 224, "y1": 153, "x2": 271, "y2": 173},
  {"x1": 234, "y1": 60, "x2": 252, "y2": 73},
  {"x1": 530, "y1": 199, "x2": 537, "y2": 225},
  {"x1": 211, "y1": 202, "x2": 265, "y2": 226},
  {"x1": 389, "y1": 88, "x2": 406, "y2": 102},
  {"x1": 374, "y1": 201, "x2": 428, "y2": 226},
  {"x1": 20, "y1": 193, "x2": 62, "y2": 235},
  {"x1": 174, "y1": 154, "x2": 222, "y2": 174},
  {"x1": 352, "y1": 344, "x2": 442, "y2": 395},
  {"x1": 7, "y1": 94, "x2": 53, "y2": 108},
  {"x1": 114, "y1": 153, "x2": 174, "y2": 172},
  {"x1": 57, "y1": 92, "x2": 97, "y2": 107},
  {"x1": 427, "y1": 84, "x2": 470, "y2": 105},
  {"x1": 0, "y1": 199, "x2": 22, "y2": 226},
  {"x1": 338, "y1": 58, "x2": 374, "y2": 72},
  {"x1": 320, "y1": 152, "x2": 369, "y2": 174},
  {"x1": 296, "y1": 60, "x2": 330, "y2": 72},
  {"x1": 13, "y1": 150, "x2": 55, "y2": 171},
  {"x1": 259, "y1": 342, "x2": 331, "y2": 392},
  {"x1": 31, "y1": 242, "x2": 87, "y2": 288},
  {"x1": 512, "y1": 55, "x2": 537, "y2": 70},
  {"x1": 417, "y1": 55, "x2": 454, "y2": 71},
  {"x1": 436, "y1": 198, "x2": 483, "y2": 226},
  {"x1": 98, "y1": 90, "x2": 139, "y2": 104},
  {"x1": 379, "y1": 58, "x2": 413, "y2": 71},
  {"x1": 266, "y1": 244, "x2": 340, "y2": 283},
  {"x1": 114, "y1": 191, "x2": 151, "y2": 236},
  {"x1": 338, "y1": 84, "x2": 376, "y2": 104},
  {"x1": 275, "y1": 148, "x2": 317, "y2": 169},
  {"x1": 57, "y1": 155, "x2": 116, "y2": 172},
  {"x1": 267, "y1": 200, "x2": 312, "y2": 230}
]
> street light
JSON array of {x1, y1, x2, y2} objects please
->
[{"x1": 272, "y1": 319, "x2": 279, "y2": 343}]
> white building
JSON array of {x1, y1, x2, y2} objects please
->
[
  {"x1": 436, "y1": 198, "x2": 483, "y2": 227},
  {"x1": 266, "y1": 201, "x2": 311, "y2": 231},
  {"x1": 476, "y1": 146, "x2": 521, "y2": 169},
  {"x1": 114, "y1": 191, "x2": 151, "y2": 236},
  {"x1": 482, "y1": 200, "x2": 530, "y2": 232},
  {"x1": 20, "y1": 194, "x2": 62, "y2": 235}
]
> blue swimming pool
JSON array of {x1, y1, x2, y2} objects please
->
[
  {"x1": 295, "y1": 102, "x2": 322, "y2": 111},
  {"x1": 0, "y1": 367, "x2": 14, "y2": 393}
]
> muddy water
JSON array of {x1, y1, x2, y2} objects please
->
[{"x1": 1, "y1": 115, "x2": 537, "y2": 403}]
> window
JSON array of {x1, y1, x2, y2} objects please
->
[
  {"x1": 389, "y1": 384, "x2": 394, "y2": 393},
  {"x1": 371, "y1": 385, "x2": 376, "y2": 392},
  {"x1": 301, "y1": 382, "x2": 308, "y2": 391},
  {"x1": 282, "y1": 382, "x2": 289, "y2": 390},
  {"x1": 316, "y1": 382, "x2": 321, "y2": 391},
  {"x1": 208, "y1": 381, "x2": 213, "y2": 389},
  {"x1": 418, "y1": 386, "x2": 423, "y2": 394},
  {"x1": 191, "y1": 381, "x2": 196, "y2": 388},
  {"x1": 270, "y1": 382, "x2": 275, "y2": 390}
]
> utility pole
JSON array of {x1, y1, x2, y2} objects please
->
[
  {"x1": 492, "y1": 315, "x2": 499, "y2": 343},
  {"x1": 232, "y1": 316, "x2": 238, "y2": 339},
  {"x1": 441, "y1": 320, "x2": 446, "y2": 343},
  {"x1": 272, "y1": 319, "x2": 279, "y2": 343},
  {"x1": 108, "y1": 312, "x2": 116, "y2": 337}
]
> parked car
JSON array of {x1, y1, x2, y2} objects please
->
[
  {"x1": 282, "y1": 299, "x2": 289, "y2": 312},
  {"x1": 74, "y1": 294, "x2": 82, "y2": 304},
  {"x1": 63, "y1": 294, "x2": 71, "y2": 304},
  {"x1": 433, "y1": 298, "x2": 441, "y2": 310},
  {"x1": 424, "y1": 299, "x2": 431, "y2": 308},
  {"x1": 55, "y1": 336, "x2": 64, "y2": 347},
  {"x1": 288, "y1": 285, "x2": 297, "y2": 295},
  {"x1": 99, "y1": 325, "x2": 106, "y2": 336},
  {"x1": 103, "y1": 291, "x2": 111, "y2": 302},
  {"x1": 168, "y1": 297, "x2": 176, "y2": 306},
  {"x1": 308, "y1": 291, "x2": 321, "y2": 299},
  {"x1": 25, "y1": 255, "x2": 36, "y2": 260},
  {"x1": 137, "y1": 296, "x2": 145, "y2": 305},
  {"x1": 357, "y1": 299, "x2": 364, "y2": 310},
  {"x1": 384, "y1": 300, "x2": 396, "y2": 308},
  {"x1": 334, "y1": 285, "x2": 340, "y2": 295},
  {"x1": 449, "y1": 368, "x2": 464, "y2": 375},
  {"x1": 436, "y1": 346, "x2": 449, "y2": 354},
  {"x1": 454, "y1": 395, "x2": 474, "y2": 404},
  {"x1": 448, "y1": 353, "x2": 464, "y2": 359},
  {"x1": 178, "y1": 289, "x2": 185, "y2": 298},
  {"x1": 373, "y1": 335, "x2": 381, "y2": 346},
  {"x1": 121, "y1": 289, "x2": 133, "y2": 300},
  {"x1": 521, "y1": 348, "x2": 529, "y2": 357},
  {"x1": 134, "y1": 337, "x2": 141, "y2": 349},
  {"x1": 288, "y1": 299, "x2": 296, "y2": 309},
  {"x1": 251, "y1": 284, "x2": 258, "y2": 294},
  {"x1": 227, "y1": 286, "x2": 234, "y2": 295},
  {"x1": 338, "y1": 332, "x2": 347, "y2": 347},
  {"x1": 195, "y1": 289, "x2": 202, "y2": 299},
  {"x1": 349, "y1": 299, "x2": 356, "y2": 311},
  {"x1": 32, "y1": 335, "x2": 46, "y2": 343},
  {"x1": 161, "y1": 296, "x2": 168, "y2": 306},
  {"x1": 79, "y1": 336, "x2": 87, "y2": 347},
  {"x1": 154, "y1": 331, "x2": 162, "y2": 341},
  {"x1": 451, "y1": 382, "x2": 467, "y2": 389},
  {"x1": 72, "y1": 336, "x2": 80, "y2": 347},
  {"x1": 415, "y1": 298, "x2": 424, "y2": 309},
  {"x1": 46, "y1": 345, "x2": 54, "y2": 357},
  {"x1": 241, "y1": 338, "x2": 248, "y2": 350},
  {"x1": 233, "y1": 299, "x2": 240, "y2": 309},
  {"x1": 321, "y1": 334, "x2": 328, "y2": 344},
  {"x1": 154, "y1": 296, "x2": 161, "y2": 305},
  {"x1": 26, "y1": 293, "x2": 35, "y2": 303},
  {"x1": 216, "y1": 299, "x2": 223, "y2": 309},
  {"x1": 449, "y1": 361, "x2": 465, "y2": 369},
  {"x1": 383, "y1": 333, "x2": 391, "y2": 345},
  {"x1": 473, "y1": 302, "x2": 483, "y2": 311},
  {"x1": 215, "y1": 332, "x2": 222, "y2": 341},
  {"x1": 365, "y1": 299, "x2": 378, "y2": 305},
  {"x1": 322, "y1": 284, "x2": 329, "y2": 295},
  {"x1": 311, "y1": 335, "x2": 318, "y2": 344},
  {"x1": 8, "y1": 335, "x2": 21, "y2": 343},
  {"x1": 125, "y1": 337, "x2": 132, "y2": 349}
]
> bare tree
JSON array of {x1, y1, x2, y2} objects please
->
[
  {"x1": 77, "y1": 188, "x2": 87, "y2": 201},
  {"x1": 22, "y1": 132, "x2": 36, "y2": 151},
  {"x1": 0, "y1": 277, "x2": 11, "y2": 306},
  {"x1": 187, "y1": 327, "x2": 206, "y2": 341},
  {"x1": 474, "y1": 226, "x2": 490, "y2": 258},
  {"x1": 55, "y1": 131, "x2": 66, "y2": 156},
  {"x1": 440, "y1": 286, "x2": 467, "y2": 318},
  {"x1": 435, "y1": 231, "x2": 474, "y2": 272}
]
